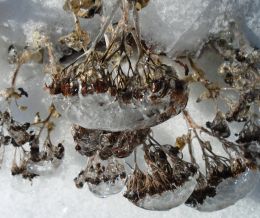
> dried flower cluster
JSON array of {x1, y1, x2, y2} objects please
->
[
  {"x1": 0, "y1": 105, "x2": 64, "y2": 180},
  {"x1": 1, "y1": 0, "x2": 260, "y2": 212}
]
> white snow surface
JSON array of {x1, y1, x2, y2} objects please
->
[{"x1": 0, "y1": 0, "x2": 260, "y2": 218}]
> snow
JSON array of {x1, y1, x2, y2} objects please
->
[{"x1": 0, "y1": 0, "x2": 260, "y2": 218}]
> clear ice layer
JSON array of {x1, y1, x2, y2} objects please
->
[
  {"x1": 88, "y1": 178, "x2": 125, "y2": 198},
  {"x1": 140, "y1": 0, "x2": 260, "y2": 54},
  {"x1": 135, "y1": 176, "x2": 197, "y2": 211},
  {"x1": 53, "y1": 90, "x2": 185, "y2": 131},
  {"x1": 75, "y1": 156, "x2": 126, "y2": 198},
  {"x1": 196, "y1": 168, "x2": 258, "y2": 212},
  {"x1": 27, "y1": 159, "x2": 62, "y2": 176},
  {"x1": 1, "y1": 0, "x2": 260, "y2": 217}
]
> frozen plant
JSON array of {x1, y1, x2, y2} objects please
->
[{"x1": 0, "y1": 0, "x2": 259, "y2": 212}]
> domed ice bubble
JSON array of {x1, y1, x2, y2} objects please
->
[
  {"x1": 52, "y1": 76, "x2": 188, "y2": 131},
  {"x1": 135, "y1": 175, "x2": 197, "y2": 211},
  {"x1": 187, "y1": 168, "x2": 258, "y2": 212},
  {"x1": 87, "y1": 176, "x2": 126, "y2": 198},
  {"x1": 74, "y1": 155, "x2": 127, "y2": 198},
  {"x1": 26, "y1": 157, "x2": 63, "y2": 176},
  {"x1": 124, "y1": 144, "x2": 199, "y2": 211}
]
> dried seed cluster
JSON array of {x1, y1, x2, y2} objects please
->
[
  {"x1": 72, "y1": 125, "x2": 150, "y2": 159},
  {"x1": 0, "y1": 106, "x2": 64, "y2": 180},
  {"x1": 124, "y1": 143, "x2": 197, "y2": 209}
]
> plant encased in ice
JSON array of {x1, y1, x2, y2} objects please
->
[
  {"x1": 0, "y1": 0, "x2": 260, "y2": 213},
  {"x1": 124, "y1": 141, "x2": 198, "y2": 211}
]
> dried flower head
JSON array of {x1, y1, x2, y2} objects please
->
[
  {"x1": 0, "y1": 105, "x2": 64, "y2": 180},
  {"x1": 1, "y1": 0, "x2": 260, "y2": 212},
  {"x1": 72, "y1": 125, "x2": 150, "y2": 159},
  {"x1": 124, "y1": 142, "x2": 197, "y2": 210},
  {"x1": 74, "y1": 154, "x2": 126, "y2": 197}
]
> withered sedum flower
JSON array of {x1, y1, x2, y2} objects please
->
[
  {"x1": 237, "y1": 118, "x2": 260, "y2": 144},
  {"x1": 186, "y1": 158, "x2": 257, "y2": 212},
  {"x1": 48, "y1": 52, "x2": 189, "y2": 131},
  {"x1": 241, "y1": 141, "x2": 260, "y2": 169},
  {"x1": 124, "y1": 144, "x2": 198, "y2": 210},
  {"x1": 235, "y1": 118, "x2": 260, "y2": 168},
  {"x1": 0, "y1": 108, "x2": 64, "y2": 180},
  {"x1": 45, "y1": 0, "x2": 189, "y2": 131},
  {"x1": 74, "y1": 154, "x2": 126, "y2": 197},
  {"x1": 72, "y1": 124, "x2": 150, "y2": 159}
]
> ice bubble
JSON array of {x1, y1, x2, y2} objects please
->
[
  {"x1": 136, "y1": 176, "x2": 197, "y2": 211},
  {"x1": 74, "y1": 156, "x2": 127, "y2": 198},
  {"x1": 88, "y1": 176, "x2": 126, "y2": 198},
  {"x1": 53, "y1": 79, "x2": 188, "y2": 131},
  {"x1": 194, "y1": 168, "x2": 258, "y2": 212},
  {"x1": 26, "y1": 158, "x2": 63, "y2": 176}
]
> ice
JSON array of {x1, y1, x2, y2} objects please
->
[
  {"x1": 27, "y1": 158, "x2": 63, "y2": 176},
  {"x1": 140, "y1": 0, "x2": 213, "y2": 53},
  {"x1": 195, "y1": 168, "x2": 258, "y2": 212},
  {"x1": 53, "y1": 79, "x2": 187, "y2": 131},
  {"x1": 140, "y1": 0, "x2": 260, "y2": 55},
  {"x1": 53, "y1": 93, "x2": 165, "y2": 131},
  {"x1": 74, "y1": 156, "x2": 126, "y2": 198},
  {"x1": 136, "y1": 176, "x2": 197, "y2": 211},
  {"x1": 88, "y1": 178, "x2": 125, "y2": 198},
  {"x1": 87, "y1": 158, "x2": 127, "y2": 198}
]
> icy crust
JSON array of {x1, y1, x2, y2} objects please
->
[
  {"x1": 74, "y1": 156, "x2": 127, "y2": 197},
  {"x1": 53, "y1": 84, "x2": 188, "y2": 131},
  {"x1": 136, "y1": 176, "x2": 197, "y2": 211},
  {"x1": 88, "y1": 177, "x2": 125, "y2": 198},
  {"x1": 26, "y1": 158, "x2": 62, "y2": 176},
  {"x1": 196, "y1": 168, "x2": 258, "y2": 212},
  {"x1": 139, "y1": 0, "x2": 260, "y2": 55}
]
